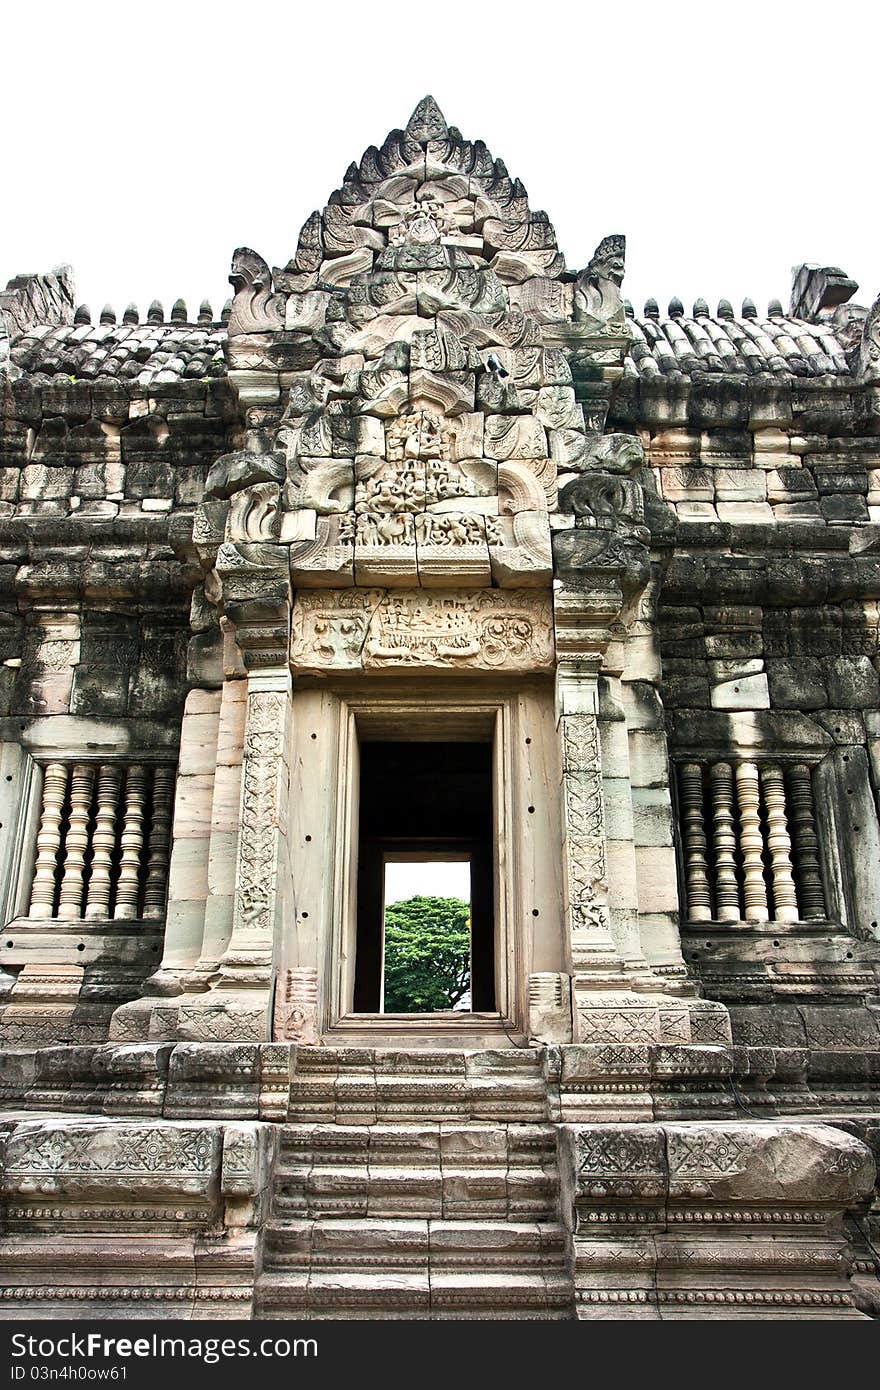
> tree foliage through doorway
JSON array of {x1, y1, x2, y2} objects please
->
[{"x1": 382, "y1": 895, "x2": 471, "y2": 1013}]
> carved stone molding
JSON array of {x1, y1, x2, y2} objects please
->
[
  {"x1": 227, "y1": 685, "x2": 289, "y2": 954},
  {"x1": 273, "y1": 967, "x2": 319, "y2": 1045},
  {"x1": 290, "y1": 587, "x2": 554, "y2": 674}
]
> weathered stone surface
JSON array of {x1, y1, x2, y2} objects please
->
[
  {"x1": 561, "y1": 1120, "x2": 875, "y2": 1319},
  {"x1": 1, "y1": 96, "x2": 880, "y2": 1325}
]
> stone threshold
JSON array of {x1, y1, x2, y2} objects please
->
[{"x1": 322, "y1": 1010, "x2": 526, "y2": 1050}]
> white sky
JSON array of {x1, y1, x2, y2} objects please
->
[
  {"x1": 384, "y1": 861, "x2": 471, "y2": 906},
  {"x1": 4, "y1": 2, "x2": 878, "y2": 323}
]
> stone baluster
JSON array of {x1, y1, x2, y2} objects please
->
[
  {"x1": 114, "y1": 765, "x2": 147, "y2": 920},
  {"x1": 85, "y1": 764, "x2": 121, "y2": 919},
  {"x1": 786, "y1": 763, "x2": 826, "y2": 919},
  {"x1": 709, "y1": 761, "x2": 741, "y2": 921},
  {"x1": 28, "y1": 763, "x2": 70, "y2": 919},
  {"x1": 57, "y1": 764, "x2": 95, "y2": 920},
  {"x1": 678, "y1": 763, "x2": 712, "y2": 921},
  {"x1": 760, "y1": 764, "x2": 799, "y2": 923},
  {"x1": 143, "y1": 765, "x2": 174, "y2": 918},
  {"x1": 735, "y1": 762, "x2": 769, "y2": 923}
]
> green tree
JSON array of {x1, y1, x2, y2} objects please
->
[{"x1": 382, "y1": 895, "x2": 471, "y2": 1013}]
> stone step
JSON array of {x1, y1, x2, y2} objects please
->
[
  {"x1": 287, "y1": 1049, "x2": 550, "y2": 1123},
  {"x1": 271, "y1": 1121, "x2": 559, "y2": 1219},
  {"x1": 288, "y1": 1077, "x2": 548, "y2": 1123},
  {"x1": 270, "y1": 1166, "x2": 557, "y2": 1221},
  {"x1": 277, "y1": 1121, "x2": 558, "y2": 1166},
  {"x1": 256, "y1": 1057, "x2": 570, "y2": 1318},
  {"x1": 255, "y1": 1266, "x2": 572, "y2": 1320},
  {"x1": 292, "y1": 1048, "x2": 546, "y2": 1075},
  {"x1": 263, "y1": 1218, "x2": 568, "y2": 1272}
]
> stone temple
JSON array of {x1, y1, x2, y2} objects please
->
[{"x1": 0, "y1": 96, "x2": 878, "y2": 1320}]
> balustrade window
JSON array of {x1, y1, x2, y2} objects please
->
[
  {"x1": 26, "y1": 761, "x2": 174, "y2": 922},
  {"x1": 675, "y1": 760, "x2": 827, "y2": 925}
]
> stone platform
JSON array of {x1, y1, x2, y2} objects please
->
[{"x1": 0, "y1": 1042, "x2": 877, "y2": 1320}]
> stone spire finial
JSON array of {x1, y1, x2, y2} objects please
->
[
  {"x1": 693, "y1": 297, "x2": 709, "y2": 318},
  {"x1": 717, "y1": 298, "x2": 734, "y2": 319},
  {"x1": 147, "y1": 300, "x2": 164, "y2": 324},
  {"x1": 221, "y1": 298, "x2": 232, "y2": 325},
  {"x1": 198, "y1": 299, "x2": 213, "y2": 325},
  {"x1": 73, "y1": 304, "x2": 91, "y2": 325},
  {"x1": 171, "y1": 298, "x2": 187, "y2": 324},
  {"x1": 123, "y1": 303, "x2": 139, "y2": 324},
  {"x1": 742, "y1": 297, "x2": 757, "y2": 319},
  {"x1": 99, "y1": 304, "x2": 116, "y2": 325},
  {"x1": 668, "y1": 296, "x2": 684, "y2": 319},
  {"x1": 405, "y1": 95, "x2": 448, "y2": 144},
  {"x1": 644, "y1": 298, "x2": 659, "y2": 320},
  {"x1": 767, "y1": 298, "x2": 783, "y2": 317}
]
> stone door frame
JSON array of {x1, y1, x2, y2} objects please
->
[{"x1": 286, "y1": 677, "x2": 565, "y2": 1046}]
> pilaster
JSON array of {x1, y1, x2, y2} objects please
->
[{"x1": 551, "y1": 439, "x2": 711, "y2": 1044}]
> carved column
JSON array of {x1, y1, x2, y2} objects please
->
[
  {"x1": 620, "y1": 569, "x2": 691, "y2": 990},
  {"x1": 57, "y1": 763, "x2": 95, "y2": 920},
  {"x1": 736, "y1": 761, "x2": 769, "y2": 923},
  {"x1": 556, "y1": 658, "x2": 660, "y2": 1043},
  {"x1": 678, "y1": 763, "x2": 712, "y2": 922},
  {"x1": 186, "y1": 679, "x2": 248, "y2": 987},
  {"x1": 709, "y1": 762, "x2": 741, "y2": 922},
  {"x1": 558, "y1": 666, "x2": 619, "y2": 976},
  {"x1": 786, "y1": 764, "x2": 826, "y2": 919},
  {"x1": 28, "y1": 762, "x2": 69, "y2": 919},
  {"x1": 85, "y1": 764, "x2": 121, "y2": 919},
  {"x1": 108, "y1": 695, "x2": 221, "y2": 1041},
  {"x1": 551, "y1": 438, "x2": 699, "y2": 1044},
  {"x1": 760, "y1": 764, "x2": 799, "y2": 923}
]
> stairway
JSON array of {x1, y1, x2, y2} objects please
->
[{"x1": 254, "y1": 1049, "x2": 574, "y2": 1319}]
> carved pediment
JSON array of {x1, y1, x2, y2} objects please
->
[{"x1": 213, "y1": 99, "x2": 642, "y2": 620}]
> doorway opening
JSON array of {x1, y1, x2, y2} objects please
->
[
  {"x1": 353, "y1": 741, "x2": 495, "y2": 1014},
  {"x1": 382, "y1": 856, "x2": 472, "y2": 1013}
]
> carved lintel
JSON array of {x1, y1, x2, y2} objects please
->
[{"x1": 290, "y1": 587, "x2": 554, "y2": 674}]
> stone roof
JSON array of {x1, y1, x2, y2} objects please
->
[
  {"x1": 6, "y1": 320, "x2": 228, "y2": 384},
  {"x1": 4, "y1": 305, "x2": 856, "y2": 384},
  {"x1": 0, "y1": 94, "x2": 873, "y2": 390},
  {"x1": 624, "y1": 303, "x2": 852, "y2": 380}
]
